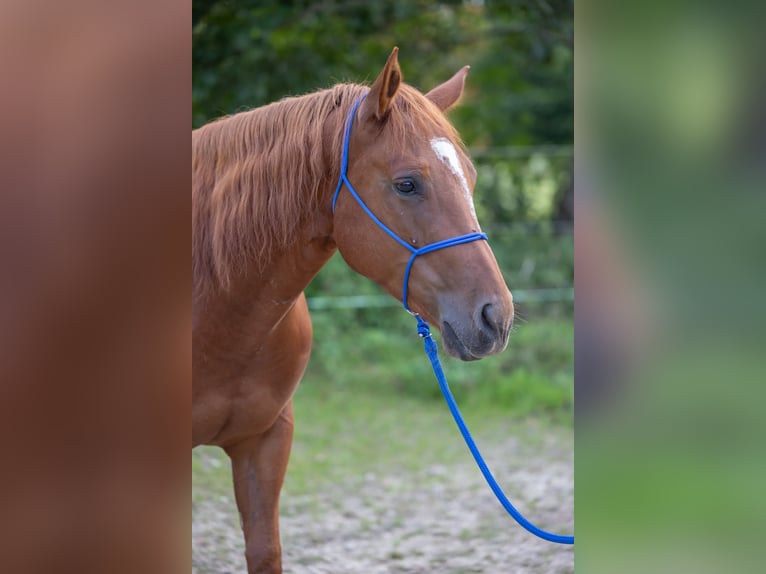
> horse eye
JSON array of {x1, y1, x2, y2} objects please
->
[{"x1": 395, "y1": 179, "x2": 417, "y2": 195}]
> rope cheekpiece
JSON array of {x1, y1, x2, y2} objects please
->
[{"x1": 333, "y1": 95, "x2": 574, "y2": 545}]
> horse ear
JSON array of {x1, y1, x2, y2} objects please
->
[
  {"x1": 426, "y1": 65, "x2": 470, "y2": 112},
  {"x1": 362, "y1": 47, "x2": 402, "y2": 122}
]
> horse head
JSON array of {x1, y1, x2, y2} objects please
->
[{"x1": 332, "y1": 48, "x2": 514, "y2": 361}]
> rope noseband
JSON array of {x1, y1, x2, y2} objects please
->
[{"x1": 332, "y1": 95, "x2": 574, "y2": 545}]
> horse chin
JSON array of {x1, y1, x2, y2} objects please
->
[{"x1": 440, "y1": 321, "x2": 484, "y2": 362}]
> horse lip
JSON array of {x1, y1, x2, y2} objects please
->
[{"x1": 441, "y1": 321, "x2": 480, "y2": 362}]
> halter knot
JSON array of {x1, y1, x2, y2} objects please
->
[{"x1": 416, "y1": 316, "x2": 431, "y2": 339}]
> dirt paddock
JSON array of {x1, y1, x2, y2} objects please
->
[{"x1": 193, "y1": 428, "x2": 574, "y2": 573}]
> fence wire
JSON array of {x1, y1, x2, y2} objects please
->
[{"x1": 307, "y1": 287, "x2": 573, "y2": 311}]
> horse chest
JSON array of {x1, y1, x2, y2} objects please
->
[{"x1": 193, "y1": 296, "x2": 312, "y2": 446}]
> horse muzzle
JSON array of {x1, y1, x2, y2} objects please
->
[{"x1": 440, "y1": 296, "x2": 514, "y2": 361}]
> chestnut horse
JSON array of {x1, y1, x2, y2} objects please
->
[{"x1": 192, "y1": 48, "x2": 514, "y2": 573}]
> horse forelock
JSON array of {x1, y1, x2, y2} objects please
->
[
  {"x1": 192, "y1": 81, "x2": 464, "y2": 297},
  {"x1": 387, "y1": 84, "x2": 464, "y2": 151}
]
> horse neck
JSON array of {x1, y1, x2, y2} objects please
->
[
  {"x1": 194, "y1": 218, "x2": 336, "y2": 349},
  {"x1": 239, "y1": 107, "x2": 341, "y2": 303},
  {"x1": 193, "y1": 92, "x2": 358, "y2": 335},
  {"x1": 197, "y1": 146, "x2": 340, "y2": 331}
]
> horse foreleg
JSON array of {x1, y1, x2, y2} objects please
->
[{"x1": 225, "y1": 401, "x2": 294, "y2": 574}]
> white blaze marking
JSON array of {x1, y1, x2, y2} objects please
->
[{"x1": 430, "y1": 137, "x2": 478, "y2": 222}]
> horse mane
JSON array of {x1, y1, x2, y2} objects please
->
[{"x1": 192, "y1": 81, "x2": 462, "y2": 296}]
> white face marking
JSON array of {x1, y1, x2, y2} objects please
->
[{"x1": 430, "y1": 137, "x2": 478, "y2": 223}]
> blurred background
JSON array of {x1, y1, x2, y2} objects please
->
[
  {"x1": 192, "y1": 0, "x2": 574, "y2": 420},
  {"x1": 577, "y1": 1, "x2": 766, "y2": 573}
]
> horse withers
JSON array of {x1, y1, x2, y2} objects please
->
[{"x1": 192, "y1": 47, "x2": 514, "y2": 573}]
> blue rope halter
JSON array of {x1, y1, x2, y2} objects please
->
[
  {"x1": 332, "y1": 95, "x2": 574, "y2": 545},
  {"x1": 332, "y1": 95, "x2": 488, "y2": 312}
]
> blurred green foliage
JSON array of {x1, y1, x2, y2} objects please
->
[
  {"x1": 305, "y1": 301, "x2": 573, "y2": 416},
  {"x1": 577, "y1": 1, "x2": 766, "y2": 572},
  {"x1": 192, "y1": 0, "x2": 573, "y2": 144},
  {"x1": 193, "y1": 1, "x2": 573, "y2": 415}
]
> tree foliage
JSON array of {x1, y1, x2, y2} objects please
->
[{"x1": 192, "y1": 0, "x2": 572, "y2": 151}]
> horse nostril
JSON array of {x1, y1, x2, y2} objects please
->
[
  {"x1": 481, "y1": 303, "x2": 498, "y2": 332},
  {"x1": 480, "y1": 302, "x2": 512, "y2": 339}
]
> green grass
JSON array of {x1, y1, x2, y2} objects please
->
[
  {"x1": 193, "y1": 314, "x2": 573, "y2": 501},
  {"x1": 306, "y1": 311, "x2": 573, "y2": 419},
  {"x1": 193, "y1": 385, "x2": 567, "y2": 502},
  {"x1": 192, "y1": 390, "x2": 487, "y2": 501},
  {"x1": 286, "y1": 385, "x2": 513, "y2": 496}
]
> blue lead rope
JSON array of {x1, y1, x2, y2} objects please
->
[
  {"x1": 416, "y1": 316, "x2": 574, "y2": 545},
  {"x1": 334, "y1": 94, "x2": 574, "y2": 545}
]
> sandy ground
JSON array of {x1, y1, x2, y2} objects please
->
[{"x1": 192, "y1": 428, "x2": 574, "y2": 573}]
